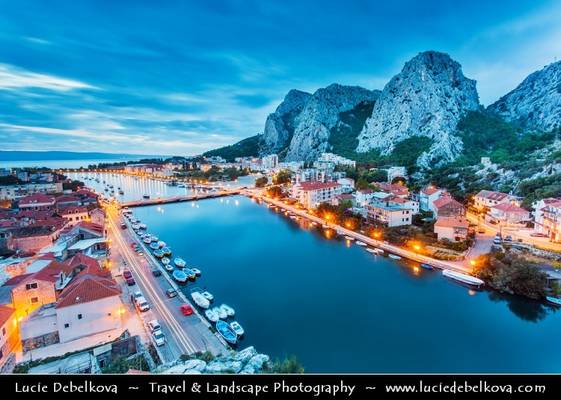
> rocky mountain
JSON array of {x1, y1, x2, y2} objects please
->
[
  {"x1": 356, "y1": 51, "x2": 481, "y2": 169},
  {"x1": 260, "y1": 89, "x2": 311, "y2": 154},
  {"x1": 488, "y1": 60, "x2": 561, "y2": 132},
  {"x1": 283, "y1": 84, "x2": 380, "y2": 161}
]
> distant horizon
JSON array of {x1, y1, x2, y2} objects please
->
[
  {"x1": 0, "y1": 150, "x2": 176, "y2": 161},
  {"x1": 1, "y1": 1, "x2": 560, "y2": 154}
]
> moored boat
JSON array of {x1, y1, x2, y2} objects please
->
[
  {"x1": 184, "y1": 268, "x2": 196, "y2": 280},
  {"x1": 442, "y1": 270, "x2": 484, "y2": 287},
  {"x1": 191, "y1": 267, "x2": 201, "y2": 276},
  {"x1": 356, "y1": 241, "x2": 367, "y2": 247},
  {"x1": 153, "y1": 249, "x2": 164, "y2": 258},
  {"x1": 216, "y1": 320, "x2": 237, "y2": 345},
  {"x1": 230, "y1": 321, "x2": 244, "y2": 337},
  {"x1": 388, "y1": 254, "x2": 402, "y2": 260},
  {"x1": 205, "y1": 308, "x2": 220, "y2": 322},
  {"x1": 143, "y1": 194, "x2": 150, "y2": 199},
  {"x1": 172, "y1": 269, "x2": 188, "y2": 283},
  {"x1": 219, "y1": 304, "x2": 235, "y2": 317},
  {"x1": 161, "y1": 247, "x2": 172, "y2": 256},
  {"x1": 149, "y1": 242, "x2": 160, "y2": 250},
  {"x1": 174, "y1": 258, "x2": 186, "y2": 268},
  {"x1": 420, "y1": 263, "x2": 434, "y2": 270},
  {"x1": 157, "y1": 241, "x2": 166, "y2": 248},
  {"x1": 161, "y1": 257, "x2": 170, "y2": 265},
  {"x1": 143, "y1": 237, "x2": 152, "y2": 244},
  {"x1": 344, "y1": 236, "x2": 355, "y2": 241},
  {"x1": 546, "y1": 296, "x2": 561, "y2": 306},
  {"x1": 201, "y1": 291, "x2": 214, "y2": 301},
  {"x1": 214, "y1": 306, "x2": 228, "y2": 320},
  {"x1": 191, "y1": 291, "x2": 210, "y2": 309}
]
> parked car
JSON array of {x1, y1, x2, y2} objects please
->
[
  {"x1": 180, "y1": 304, "x2": 193, "y2": 316},
  {"x1": 147, "y1": 319, "x2": 162, "y2": 333},
  {"x1": 493, "y1": 238, "x2": 502, "y2": 245},
  {"x1": 130, "y1": 290, "x2": 143, "y2": 304},
  {"x1": 151, "y1": 268, "x2": 162, "y2": 277},
  {"x1": 123, "y1": 269, "x2": 135, "y2": 286},
  {"x1": 165, "y1": 288, "x2": 177, "y2": 298},
  {"x1": 151, "y1": 329, "x2": 166, "y2": 346},
  {"x1": 135, "y1": 296, "x2": 150, "y2": 312}
]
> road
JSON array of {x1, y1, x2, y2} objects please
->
[
  {"x1": 105, "y1": 204, "x2": 226, "y2": 364},
  {"x1": 244, "y1": 189, "x2": 474, "y2": 273}
]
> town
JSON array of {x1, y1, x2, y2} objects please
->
[{"x1": 1, "y1": 151, "x2": 561, "y2": 374}]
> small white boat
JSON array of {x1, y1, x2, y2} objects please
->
[
  {"x1": 161, "y1": 257, "x2": 170, "y2": 265},
  {"x1": 132, "y1": 224, "x2": 140, "y2": 230},
  {"x1": 205, "y1": 308, "x2": 220, "y2": 322},
  {"x1": 191, "y1": 291, "x2": 210, "y2": 309},
  {"x1": 201, "y1": 291, "x2": 214, "y2": 301},
  {"x1": 344, "y1": 236, "x2": 355, "y2": 241},
  {"x1": 230, "y1": 321, "x2": 245, "y2": 336},
  {"x1": 442, "y1": 270, "x2": 484, "y2": 287},
  {"x1": 356, "y1": 241, "x2": 367, "y2": 247},
  {"x1": 157, "y1": 241, "x2": 166, "y2": 248},
  {"x1": 174, "y1": 258, "x2": 186, "y2": 268},
  {"x1": 138, "y1": 223, "x2": 147, "y2": 230},
  {"x1": 366, "y1": 248, "x2": 377, "y2": 254},
  {"x1": 388, "y1": 254, "x2": 402, "y2": 260},
  {"x1": 214, "y1": 306, "x2": 228, "y2": 320},
  {"x1": 219, "y1": 304, "x2": 235, "y2": 317},
  {"x1": 191, "y1": 267, "x2": 201, "y2": 276},
  {"x1": 164, "y1": 263, "x2": 174, "y2": 272},
  {"x1": 546, "y1": 296, "x2": 561, "y2": 307},
  {"x1": 151, "y1": 235, "x2": 159, "y2": 242},
  {"x1": 143, "y1": 237, "x2": 152, "y2": 244}
]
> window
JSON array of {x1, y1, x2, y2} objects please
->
[
  {"x1": 25, "y1": 283, "x2": 38, "y2": 290},
  {"x1": 30, "y1": 297, "x2": 39, "y2": 304},
  {"x1": 77, "y1": 314, "x2": 83, "y2": 320},
  {"x1": 64, "y1": 323, "x2": 70, "y2": 328}
]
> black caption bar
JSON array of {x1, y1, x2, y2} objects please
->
[{"x1": 1, "y1": 374, "x2": 559, "y2": 399}]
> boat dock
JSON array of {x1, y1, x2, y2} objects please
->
[
  {"x1": 121, "y1": 190, "x2": 240, "y2": 208},
  {"x1": 248, "y1": 191, "x2": 472, "y2": 274}
]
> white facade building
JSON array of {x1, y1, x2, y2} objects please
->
[{"x1": 292, "y1": 181, "x2": 341, "y2": 209}]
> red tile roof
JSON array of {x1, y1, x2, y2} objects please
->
[
  {"x1": 0, "y1": 305, "x2": 15, "y2": 327},
  {"x1": 65, "y1": 253, "x2": 102, "y2": 274},
  {"x1": 33, "y1": 261, "x2": 75, "y2": 283},
  {"x1": 476, "y1": 190, "x2": 508, "y2": 201},
  {"x1": 299, "y1": 181, "x2": 340, "y2": 191},
  {"x1": 433, "y1": 195, "x2": 463, "y2": 210},
  {"x1": 421, "y1": 186, "x2": 441, "y2": 196},
  {"x1": 57, "y1": 205, "x2": 88, "y2": 216},
  {"x1": 376, "y1": 182, "x2": 409, "y2": 195},
  {"x1": 18, "y1": 193, "x2": 56, "y2": 206},
  {"x1": 2, "y1": 273, "x2": 33, "y2": 287},
  {"x1": 56, "y1": 274, "x2": 121, "y2": 309},
  {"x1": 434, "y1": 216, "x2": 469, "y2": 229},
  {"x1": 492, "y1": 203, "x2": 528, "y2": 213}
]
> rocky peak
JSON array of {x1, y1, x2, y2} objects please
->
[
  {"x1": 357, "y1": 50, "x2": 480, "y2": 168},
  {"x1": 261, "y1": 89, "x2": 311, "y2": 154},
  {"x1": 284, "y1": 84, "x2": 380, "y2": 161},
  {"x1": 488, "y1": 60, "x2": 561, "y2": 132}
]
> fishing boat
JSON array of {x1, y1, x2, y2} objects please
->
[
  {"x1": 172, "y1": 270, "x2": 188, "y2": 283},
  {"x1": 546, "y1": 296, "x2": 561, "y2": 306},
  {"x1": 388, "y1": 254, "x2": 402, "y2": 260},
  {"x1": 355, "y1": 241, "x2": 367, "y2": 247},
  {"x1": 230, "y1": 321, "x2": 245, "y2": 337},
  {"x1": 205, "y1": 308, "x2": 220, "y2": 322},
  {"x1": 184, "y1": 268, "x2": 196, "y2": 280},
  {"x1": 191, "y1": 267, "x2": 202, "y2": 276},
  {"x1": 219, "y1": 304, "x2": 235, "y2": 317},
  {"x1": 153, "y1": 249, "x2": 164, "y2": 258},
  {"x1": 216, "y1": 320, "x2": 237, "y2": 345},
  {"x1": 191, "y1": 291, "x2": 210, "y2": 309},
  {"x1": 174, "y1": 258, "x2": 186, "y2": 268},
  {"x1": 161, "y1": 247, "x2": 172, "y2": 256},
  {"x1": 201, "y1": 291, "x2": 214, "y2": 301},
  {"x1": 214, "y1": 306, "x2": 228, "y2": 320},
  {"x1": 442, "y1": 270, "x2": 484, "y2": 288},
  {"x1": 420, "y1": 263, "x2": 434, "y2": 270}
]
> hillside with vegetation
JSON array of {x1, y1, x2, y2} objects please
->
[{"x1": 203, "y1": 134, "x2": 261, "y2": 161}]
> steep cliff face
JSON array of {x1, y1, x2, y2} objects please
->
[
  {"x1": 284, "y1": 84, "x2": 380, "y2": 161},
  {"x1": 488, "y1": 60, "x2": 561, "y2": 132},
  {"x1": 260, "y1": 89, "x2": 311, "y2": 154},
  {"x1": 356, "y1": 51, "x2": 480, "y2": 168}
]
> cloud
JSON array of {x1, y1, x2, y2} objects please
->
[{"x1": 0, "y1": 63, "x2": 97, "y2": 92}]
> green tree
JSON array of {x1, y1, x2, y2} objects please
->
[{"x1": 255, "y1": 176, "x2": 268, "y2": 188}]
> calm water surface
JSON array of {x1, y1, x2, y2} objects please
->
[{"x1": 131, "y1": 195, "x2": 561, "y2": 373}]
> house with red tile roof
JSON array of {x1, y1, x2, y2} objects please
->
[
  {"x1": 54, "y1": 273, "x2": 122, "y2": 343},
  {"x1": 474, "y1": 190, "x2": 520, "y2": 212},
  {"x1": 419, "y1": 185, "x2": 445, "y2": 213},
  {"x1": 433, "y1": 195, "x2": 466, "y2": 218},
  {"x1": 489, "y1": 203, "x2": 530, "y2": 226},
  {"x1": 18, "y1": 194, "x2": 56, "y2": 211},
  {"x1": 434, "y1": 216, "x2": 470, "y2": 242},
  {"x1": 0, "y1": 305, "x2": 19, "y2": 371},
  {"x1": 57, "y1": 205, "x2": 89, "y2": 226},
  {"x1": 533, "y1": 198, "x2": 561, "y2": 241},
  {"x1": 375, "y1": 182, "x2": 409, "y2": 198}
]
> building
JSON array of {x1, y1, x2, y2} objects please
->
[
  {"x1": 18, "y1": 194, "x2": 56, "y2": 211},
  {"x1": 0, "y1": 305, "x2": 19, "y2": 372},
  {"x1": 55, "y1": 273, "x2": 122, "y2": 343},
  {"x1": 0, "y1": 182, "x2": 63, "y2": 201},
  {"x1": 261, "y1": 154, "x2": 279, "y2": 170},
  {"x1": 355, "y1": 189, "x2": 376, "y2": 207},
  {"x1": 533, "y1": 198, "x2": 561, "y2": 241},
  {"x1": 419, "y1": 185, "x2": 444, "y2": 213},
  {"x1": 294, "y1": 168, "x2": 326, "y2": 184},
  {"x1": 434, "y1": 216, "x2": 469, "y2": 242},
  {"x1": 433, "y1": 195, "x2": 465, "y2": 218},
  {"x1": 376, "y1": 182, "x2": 409, "y2": 198},
  {"x1": 57, "y1": 206, "x2": 89, "y2": 226},
  {"x1": 474, "y1": 190, "x2": 513, "y2": 211},
  {"x1": 292, "y1": 181, "x2": 341, "y2": 209},
  {"x1": 315, "y1": 153, "x2": 356, "y2": 168},
  {"x1": 337, "y1": 177, "x2": 355, "y2": 193},
  {"x1": 367, "y1": 202, "x2": 412, "y2": 227},
  {"x1": 488, "y1": 203, "x2": 530, "y2": 226}
]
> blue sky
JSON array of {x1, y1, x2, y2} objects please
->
[{"x1": 0, "y1": 0, "x2": 560, "y2": 156}]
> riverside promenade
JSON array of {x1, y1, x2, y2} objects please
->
[{"x1": 121, "y1": 190, "x2": 240, "y2": 208}]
